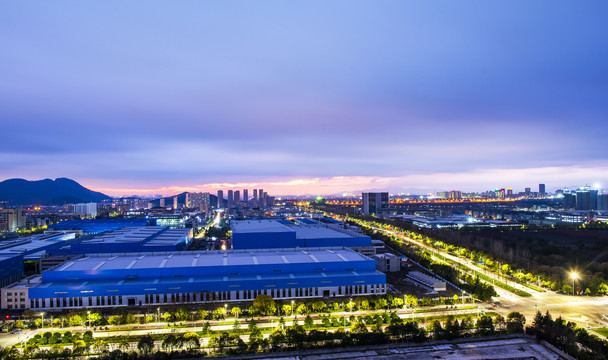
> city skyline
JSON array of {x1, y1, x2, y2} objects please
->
[{"x1": 2, "y1": 2, "x2": 608, "y2": 197}]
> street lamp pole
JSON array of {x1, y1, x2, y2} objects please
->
[
  {"x1": 571, "y1": 272, "x2": 579, "y2": 295},
  {"x1": 157, "y1": 307, "x2": 160, "y2": 323},
  {"x1": 87, "y1": 311, "x2": 91, "y2": 329},
  {"x1": 40, "y1": 312, "x2": 45, "y2": 330}
]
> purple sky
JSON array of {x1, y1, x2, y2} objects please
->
[{"x1": 2, "y1": 1, "x2": 608, "y2": 196}]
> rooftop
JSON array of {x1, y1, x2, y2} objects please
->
[
  {"x1": 54, "y1": 248, "x2": 368, "y2": 272},
  {"x1": 0, "y1": 233, "x2": 75, "y2": 258}
]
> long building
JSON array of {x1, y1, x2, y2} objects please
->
[
  {"x1": 231, "y1": 219, "x2": 372, "y2": 251},
  {"x1": 1, "y1": 248, "x2": 386, "y2": 310},
  {"x1": 48, "y1": 226, "x2": 192, "y2": 255},
  {"x1": 0, "y1": 233, "x2": 77, "y2": 291}
]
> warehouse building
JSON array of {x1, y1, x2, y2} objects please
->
[
  {"x1": 0, "y1": 233, "x2": 77, "y2": 289},
  {"x1": 1, "y1": 247, "x2": 386, "y2": 310},
  {"x1": 47, "y1": 219, "x2": 151, "y2": 235},
  {"x1": 47, "y1": 226, "x2": 192, "y2": 255},
  {"x1": 231, "y1": 219, "x2": 373, "y2": 251}
]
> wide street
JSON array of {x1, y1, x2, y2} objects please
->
[
  {"x1": 0, "y1": 307, "x2": 483, "y2": 349},
  {"x1": 364, "y1": 220, "x2": 608, "y2": 329}
]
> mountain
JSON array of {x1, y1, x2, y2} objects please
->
[{"x1": 0, "y1": 178, "x2": 112, "y2": 205}]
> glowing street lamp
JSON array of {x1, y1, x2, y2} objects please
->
[
  {"x1": 571, "y1": 272, "x2": 579, "y2": 295},
  {"x1": 87, "y1": 311, "x2": 91, "y2": 329},
  {"x1": 40, "y1": 312, "x2": 45, "y2": 330}
]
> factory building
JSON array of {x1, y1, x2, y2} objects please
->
[
  {"x1": 0, "y1": 233, "x2": 77, "y2": 288},
  {"x1": 47, "y1": 219, "x2": 151, "y2": 235},
  {"x1": 2, "y1": 248, "x2": 386, "y2": 310},
  {"x1": 231, "y1": 219, "x2": 372, "y2": 250},
  {"x1": 48, "y1": 226, "x2": 192, "y2": 255}
]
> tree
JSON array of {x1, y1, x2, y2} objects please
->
[
  {"x1": 138, "y1": 335, "x2": 154, "y2": 355},
  {"x1": 197, "y1": 309, "x2": 209, "y2": 320},
  {"x1": 351, "y1": 321, "x2": 368, "y2": 334},
  {"x1": 73, "y1": 340, "x2": 87, "y2": 355},
  {"x1": 281, "y1": 304, "x2": 292, "y2": 316},
  {"x1": 476, "y1": 315, "x2": 494, "y2": 335},
  {"x1": 296, "y1": 303, "x2": 308, "y2": 315},
  {"x1": 213, "y1": 307, "x2": 227, "y2": 320},
  {"x1": 562, "y1": 284, "x2": 573, "y2": 294},
  {"x1": 201, "y1": 322, "x2": 211, "y2": 335},
  {"x1": 175, "y1": 307, "x2": 189, "y2": 321},
  {"x1": 304, "y1": 315, "x2": 314, "y2": 329},
  {"x1": 108, "y1": 315, "x2": 122, "y2": 325},
  {"x1": 253, "y1": 294, "x2": 276, "y2": 315},
  {"x1": 183, "y1": 332, "x2": 200, "y2": 349},
  {"x1": 405, "y1": 295, "x2": 418, "y2": 308},
  {"x1": 248, "y1": 318, "x2": 258, "y2": 333},
  {"x1": 506, "y1": 312, "x2": 526, "y2": 333},
  {"x1": 429, "y1": 320, "x2": 445, "y2": 340},
  {"x1": 233, "y1": 319, "x2": 241, "y2": 333},
  {"x1": 68, "y1": 315, "x2": 83, "y2": 327},
  {"x1": 391, "y1": 297, "x2": 404, "y2": 308},
  {"x1": 501, "y1": 263, "x2": 512, "y2": 274},
  {"x1": 162, "y1": 334, "x2": 176, "y2": 352},
  {"x1": 89, "y1": 312, "x2": 102, "y2": 326},
  {"x1": 231, "y1": 306, "x2": 242, "y2": 318},
  {"x1": 312, "y1": 300, "x2": 327, "y2": 312},
  {"x1": 162, "y1": 312, "x2": 173, "y2": 322},
  {"x1": 93, "y1": 339, "x2": 108, "y2": 354}
]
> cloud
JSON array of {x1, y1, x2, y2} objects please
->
[{"x1": 86, "y1": 162, "x2": 608, "y2": 197}]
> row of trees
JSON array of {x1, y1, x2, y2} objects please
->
[
  {"x1": 1, "y1": 312, "x2": 529, "y2": 359},
  {"x1": 531, "y1": 311, "x2": 608, "y2": 360},
  {"x1": 16, "y1": 292, "x2": 461, "y2": 332},
  {"x1": 351, "y1": 214, "x2": 608, "y2": 296}
]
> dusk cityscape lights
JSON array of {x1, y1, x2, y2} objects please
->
[{"x1": 1, "y1": 1, "x2": 608, "y2": 359}]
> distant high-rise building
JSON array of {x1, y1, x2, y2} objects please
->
[
  {"x1": 160, "y1": 198, "x2": 165, "y2": 207},
  {"x1": 259, "y1": 189, "x2": 263, "y2": 201},
  {"x1": 74, "y1": 203, "x2": 97, "y2": 218},
  {"x1": 507, "y1": 188, "x2": 513, "y2": 196},
  {"x1": 234, "y1": 190, "x2": 240, "y2": 204},
  {"x1": 598, "y1": 194, "x2": 608, "y2": 211},
  {"x1": 253, "y1": 189, "x2": 258, "y2": 201},
  {"x1": 576, "y1": 189, "x2": 597, "y2": 210},
  {"x1": 217, "y1": 190, "x2": 224, "y2": 208},
  {"x1": 362, "y1": 192, "x2": 389, "y2": 215},
  {"x1": 243, "y1": 189, "x2": 248, "y2": 204},
  {"x1": 539, "y1": 184, "x2": 546, "y2": 195},
  {"x1": 185, "y1": 193, "x2": 191, "y2": 207},
  {"x1": 563, "y1": 193, "x2": 576, "y2": 210},
  {"x1": 0, "y1": 208, "x2": 26, "y2": 232},
  {"x1": 448, "y1": 190, "x2": 461, "y2": 200},
  {"x1": 173, "y1": 196, "x2": 178, "y2": 209},
  {"x1": 499, "y1": 188, "x2": 506, "y2": 200},
  {"x1": 227, "y1": 190, "x2": 234, "y2": 206},
  {"x1": 525, "y1": 187, "x2": 531, "y2": 195}
]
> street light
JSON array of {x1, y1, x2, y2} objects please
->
[
  {"x1": 571, "y1": 272, "x2": 579, "y2": 296},
  {"x1": 349, "y1": 298, "x2": 352, "y2": 313},
  {"x1": 40, "y1": 312, "x2": 45, "y2": 330},
  {"x1": 291, "y1": 300, "x2": 295, "y2": 317},
  {"x1": 157, "y1": 307, "x2": 160, "y2": 322},
  {"x1": 87, "y1": 311, "x2": 91, "y2": 329}
]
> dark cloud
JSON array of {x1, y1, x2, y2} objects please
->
[{"x1": 1, "y1": 1, "x2": 607, "y2": 190}]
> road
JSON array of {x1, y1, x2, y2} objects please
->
[
  {"x1": 363, "y1": 220, "x2": 608, "y2": 329},
  {"x1": 0, "y1": 307, "x2": 483, "y2": 348}
]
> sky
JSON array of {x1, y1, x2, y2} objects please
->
[{"x1": 1, "y1": 1, "x2": 608, "y2": 197}]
